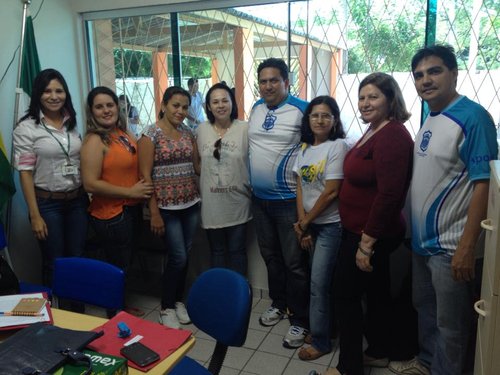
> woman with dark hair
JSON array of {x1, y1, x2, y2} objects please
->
[
  {"x1": 293, "y1": 96, "x2": 348, "y2": 361},
  {"x1": 80, "y1": 87, "x2": 153, "y2": 301},
  {"x1": 325, "y1": 73, "x2": 414, "y2": 375},
  {"x1": 196, "y1": 83, "x2": 251, "y2": 276},
  {"x1": 13, "y1": 68, "x2": 88, "y2": 286},
  {"x1": 138, "y1": 86, "x2": 200, "y2": 329}
]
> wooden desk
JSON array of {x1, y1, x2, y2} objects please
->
[{"x1": 0, "y1": 309, "x2": 194, "y2": 375}]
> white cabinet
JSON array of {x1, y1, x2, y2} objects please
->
[{"x1": 475, "y1": 161, "x2": 500, "y2": 374}]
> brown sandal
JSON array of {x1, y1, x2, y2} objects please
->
[{"x1": 298, "y1": 345, "x2": 329, "y2": 361}]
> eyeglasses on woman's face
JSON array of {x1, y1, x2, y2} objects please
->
[{"x1": 309, "y1": 113, "x2": 334, "y2": 122}]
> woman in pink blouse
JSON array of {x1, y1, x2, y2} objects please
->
[{"x1": 138, "y1": 86, "x2": 200, "y2": 329}]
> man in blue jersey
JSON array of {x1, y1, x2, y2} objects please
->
[
  {"x1": 248, "y1": 58, "x2": 310, "y2": 348},
  {"x1": 390, "y1": 45, "x2": 497, "y2": 375}
]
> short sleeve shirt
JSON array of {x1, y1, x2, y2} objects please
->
[
  {"x1": 248, "y1": 95, "x2": 308, "y2": 200},
  {"x1": 411, "y1": 96, "x2": 498, "y2": 256},
  {"x1": 13, "y1": 114, "x2": 82, "y2": 192},
  {"x1": 293, "y1": 139, "x2": 348, "y2": 224}
]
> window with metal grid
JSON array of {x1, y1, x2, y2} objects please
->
[{"x1": 84, "y1": 0, "x2": 499, "y2": 140}]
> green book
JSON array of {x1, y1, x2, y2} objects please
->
[{"x1": 53, "y1": 349, "x2": 128, "y2": 375}]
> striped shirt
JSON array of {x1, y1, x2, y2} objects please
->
[{"x1": 410, "y1": 96, "x2": 497, "y2": 256}]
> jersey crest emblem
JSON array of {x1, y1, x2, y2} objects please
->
[
  {"x1": 420, "y1": 130, "x2": 432, "y2": 152},
  {"x1": 262, "y1": 110, "x2": 277, "y2": 131}
]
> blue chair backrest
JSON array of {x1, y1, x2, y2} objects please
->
[
  {"x1": 187, "y1": 268, "x2": 251, "y2": 347},
  {"x1": 52, "y1": 257, "x2": 124, "y2": 310},
  {"x1": 0, "y1": 221, "x2": 6, "y2": 249}
]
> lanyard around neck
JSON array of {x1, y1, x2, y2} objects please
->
[{"x1": 41, "y1": 119, "x2": 71, "y2": 160}]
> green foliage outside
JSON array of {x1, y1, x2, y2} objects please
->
[
  {"x1": 297, "y1": 0, "x2": 499, "y2": 74},
  {"x1": 445, "y1": 0, "x2": 500, "y2": 70},
  {"x1": 115, "y1": 0, "x2": 498, "y2": 78},
  {"x1": 114, "y1": 49, "x2": 211, "y2": 78}
]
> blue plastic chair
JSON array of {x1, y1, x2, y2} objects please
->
[
  {"x1": 170, "y1": 268, "x2": 252, "y2": 375},
  {"x1": 19, "y1": 281, "x2": 52, "y2": 300},
  {"x1": 52, "y1": 257, "x2": 124, "y2": 311}
]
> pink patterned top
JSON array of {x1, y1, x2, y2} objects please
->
[{"x1": 143, "y1": 124, "x2": 200, "y2": 210}]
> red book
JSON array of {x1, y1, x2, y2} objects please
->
[{"x1": 88, "y1": 311, "x2": 192, "y2": 372}]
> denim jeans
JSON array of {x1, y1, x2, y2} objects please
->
[
  {"x1": 308, "y1": 222, "x2": 342, "y2": 353},
  {"x1": 90, "y1": 205, "x2": 141, "y2": 272},
  {"x1": 206, "y1": 222, "x2": 248, "y2": 276},
  {"x1": 334, "y1": 230, "x2": 403, "y2": 375},
  {"x1": 252, "y1": 196, "x2": 309, "y2": 328},
  {"x1": 36, "y1": 194, "x2": 89, "y2": 286},
  {"x1": 160, "y1": 203, "x2": 200, "y2": 309},
  {"x1": 413, "y1": 252, "x2": 478, "y2": 375}
]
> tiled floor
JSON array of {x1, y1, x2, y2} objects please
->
[{"x1": 87, "y1": 291, "x2": 395, "y2": 375}]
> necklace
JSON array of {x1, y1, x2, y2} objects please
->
[{"x1": 213, "y1": 123, "x2": 230, "y2": 138}]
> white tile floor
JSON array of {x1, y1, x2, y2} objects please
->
[{"x1": 87, "y1": 292, "x2": 395, "y2": 375}]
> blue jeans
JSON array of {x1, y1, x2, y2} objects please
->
[
  {"x1": 90, "y1": 205, "x2": 141, "y2": 272},
  {"x1": 413, "y1": 252, "x2": 478, "y2": 375},
  {"x1": 308, "y1": 222, "x2": 342, "y2": 353},
  {"x1": 206, "y1": 222, "x2": 248, "y2": 276},
  {"x1": 160, "y1": 203, "x2": 200, "y2": 309},
  {"x1": 252, "y1": 196, "x2": 309, "y2": 328},
  {"x1": 36, "y1": 194, "x2": 89, "y2": 286}
]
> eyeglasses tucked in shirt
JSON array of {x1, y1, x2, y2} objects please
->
[
  {"x1": 117, "y1": 135, "x2": 136, "y2": 154},
  {"x1": 213, "y1": 138, "x2": 222, "y2": 161}
]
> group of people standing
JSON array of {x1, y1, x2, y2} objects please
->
[
  {"x1": 11, "y1": 43, "x2": 497, "y2": 375},
  {"x1": 247, "y1": 57, "x2": 416, "y2": 371},
  {"x1": 246, "y1": 46, "x2": 496, "y2": 375}
]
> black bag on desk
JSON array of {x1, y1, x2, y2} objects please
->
[{"x1": 0, "y1": 322, "x2": 103, "y2": 374}]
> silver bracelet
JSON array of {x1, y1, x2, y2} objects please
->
[{"x1": 358, "y1": 242, "x2": 374, "y2": 257}]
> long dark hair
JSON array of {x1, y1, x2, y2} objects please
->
[
  {"x1": 85, "y1": 86, "x2": 127, "y2": 144},
  {"x1": 300, "y1": 96, "x2": 345, "y2": 145},
  {"x1": 205, "y1": 83, "x2": 238, "y2": 123},
  {"x1": 158, "y1": 86, "x2": 191, "y2": 119},
  {"x1": 19, "y1": 68, "x2": 77, "y2": 130}
]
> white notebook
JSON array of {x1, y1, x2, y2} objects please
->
[{"x1": 0, "y1": 292, "x2": 51, "y2": 328}]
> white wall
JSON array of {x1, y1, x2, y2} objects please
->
[{"x1": 0, "y1": 0, "x2": 89, "y2": 282}]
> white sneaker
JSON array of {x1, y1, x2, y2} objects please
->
[
  {"x1": 283, "y1": 325, "x2": 308, "y2": 348},
  {"x1": 259, "y1": 307, "x2": 286, "y2": 326},
  {"x1": 159, "y1": 308, "x2": 180, "y2": 329},
  {"x1": 388, "y1": 357, "x2": 430, "y2": 375},
  {"x1": 175, "y1": 302, "x2": 191, "y2": 324}
]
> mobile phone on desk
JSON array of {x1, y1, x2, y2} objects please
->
[{"x1": 120, "y1": 342, "x2": 160, "y2": 367}]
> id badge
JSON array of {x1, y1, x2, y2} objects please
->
[{"x1": 62, "y1": 163, "x2": 78, "y2": 176}]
